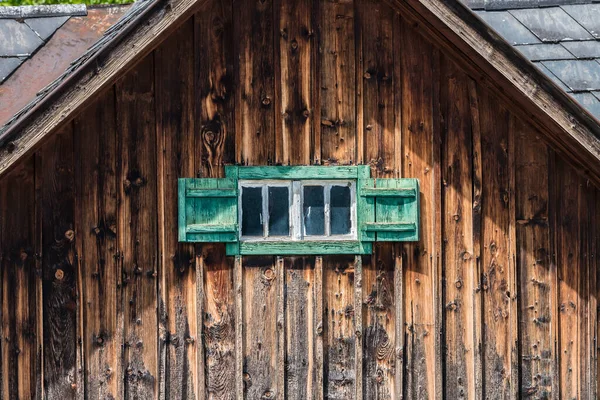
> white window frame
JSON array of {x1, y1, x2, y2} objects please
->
[{"x1": 238, "y1": 179, "x2": 357, "y2": 242}]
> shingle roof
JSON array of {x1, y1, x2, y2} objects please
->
[
  {"x1": 0, "y1": 5, "x2": 86, "y2": 83},
  {"x1": 0, "y1": 0, "x2": 155, "y2": 140},
  {"x1": 466, "y1": 0, "x2": 600, "y2": 120}
]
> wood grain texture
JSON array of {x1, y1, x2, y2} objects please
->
[
  {"x1": 243, "y1": 256, "x2": 279, "y2": 399},
  {"x1": 74, "y1": 89, "x2": 123, "y2": 400},
  {"x1": 0, "y1": 159, "x2": 40, "y2": 400},
  {"x1": 195, "y1": 0, "x2": 235, "y2": 178},
  {"x1": 514, "y1": 119, "x2": 554, "y2": 399},
  {"x1": 400, "y1": 18, "x2": 439, "y2": 400},
  {"x1": 318, "y1": 0, "x2": 355, "y2": 166},
  {"x1": 115, "y1": 56, "x2": 158, "y2": 400},
  {"x1": 285, "y1": 257, "x2": 317, "y2": 399},
  {"x1": 478, "y1": 86, "x2": 517, "y2": 400},
  {"x1": 358, "y1": 0, "x2": 396, "y2": 178},
  {"x1": 440, "y1": 56, "x2": 477, "y2": 400},
  {"x1": 234, "y1": 0, "x2": 276, "y2": 165},
  {"x1": 39, "y1": 126, "x2": 78, "y2": 400},
  {"x1": 155, "y1": 19, "x2": 199, "y2": 400},
  {"x1": 276, "y1": 0, "x2": 315, "y2": 165},
  {"x1": 323, "y1": 256, "x2": 356, "y2": 399}
]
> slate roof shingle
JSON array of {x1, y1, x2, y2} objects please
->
[
  {"x1": 0, "y1": 5, "x2": 85, "y2": 83},
  {"x1": 467, "y1": 0, "x2": 600, "y2": 120}
]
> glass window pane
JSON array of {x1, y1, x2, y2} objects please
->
[
  {"x1": 303, "y1": 185, "x2": 325, "y2": 236},
  {"x1": 268, "y1": 186, "x2": 290, "y2": 236},
  {"x1": 241, "y1": 187, "x2": 263, "y2": 236},
  {"x1": 330, "y1": 185, "x2": 351, "y2": 235}
]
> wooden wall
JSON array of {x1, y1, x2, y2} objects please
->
[{"x1": 0, "y1": 0, "x2": 599, "y2": 399}]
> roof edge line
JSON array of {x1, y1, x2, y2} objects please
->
[{"x1": 0, "y1": 4, "x2": 87, "y2": 19}]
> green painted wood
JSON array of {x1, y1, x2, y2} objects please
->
[
  {"x1": 362, "y1": 222, "x2": 417, "y2": 232},
  {"x1": 359, "y1": 188, "x2": 417, "y2": 197},
  {"x1": 186, "y1": 224, "x2": 238, "y2": 233},
  {"x1": 178, "y1": 178, "x2": 187, "y2": 242},
  {"x1": 228, "y1": 241, "x2": 372, "y2": 256},
  {"x1": 374, "y1": 178, "x2": 420, "y2": 241},
  {"x1": 179, "y1": 177, "x2": 239, "y2": 243},
  {"x1": 358, "y1": 177, "x2": 376, "y2": 242},
  {"x1": 236, "y1": 165, "x2": 361, "y2": 180},
  {"x1": 187, "y1": 188, "x2": 237, "y2": 197}
]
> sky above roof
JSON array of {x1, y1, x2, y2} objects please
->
[{"x1": 464, "y1": 0, "x2": 600, "y2": 120}]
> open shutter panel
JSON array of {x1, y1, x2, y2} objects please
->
[
  {"x1": 178, "y1": 177, "x2": 239, "y2": 244},
  {"x1": 358, "y1": 178, "x2": 420, "y2": 242}
]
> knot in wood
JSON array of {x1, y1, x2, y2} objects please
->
[
  {"x1": 55, "y1": 269, "x2": 65, "y2": 281},
  {"x1": 65, "y1": 229, "x2": 75, "y2": 242},
  {"x1": 261, "y1": 97, "x2": 272, "y2": 106},
  {"x1": 6, "y1": 141, "x2": 16, "y2": 153},
  {"x1": 262, "y1": 390, "x2": 273, "y2": 399},
  {"x1": 455, "y1": 279, "x2": 463, "y2": 289},
  {"x1": 263, "y1": 268, "x2": 276, "y2": 282},
  {"x1": 290, "y1": 39, "x2": 298, "y2": 50},
  {"x1": 302, "y1": 109, "x2": 310, "y2": 118}
]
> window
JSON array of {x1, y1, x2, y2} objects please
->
[
  {"x1": 178, "y1": 166, "x2": 420, "y2": 255},
  {"x1": 238, "y1": 180, "x2": 356, "y2": 241}
]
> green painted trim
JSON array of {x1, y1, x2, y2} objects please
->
[
  {"x1": 359, "y1": 188, "x2": 417, "y2": 197},
  {"x1": 186, "y1": 224, "x2": 238, "y2": 234},
  {"x1": 236, "y1": 165, "x2": 361, "y2": 180},
  {"x1": 362, "y1": 222, "x2": 417, "y2": 232},
  {"x1": 227, "y1": 241, "x2": 372, "y2": 256},
  {"x1": 186, "y1": 188, "x2": 238, "y2": 197},
  {"x1": 178, "y1": 179, "x2": 187, "y2": 242}
]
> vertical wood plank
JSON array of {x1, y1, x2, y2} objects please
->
[
  {"x1": 467, "y1": 78, "x2": 484, "y2": 400},
  {"x1": 155, "y1": 19, "x2": 198, "y2": 400},
  {"x1": 514, "y1": 120, "x2": 553, "y2": 399},
  {"x1": 234, "y1": 0, "x2": 276, "y2": 165},
  {"x1": 478, "y1": 87, "x2": 517, "y2": 399},
  {"x1": 441, "y1": 57, "x2": 478, "y2": 400},
  {"x1": 555, "y1": 158, "x2": 582, "y2": 400},
  {"x1": 362, "y1": 246, "x2": 396, "y2": 399},
  {"x1": 0, "y1": 159, "x2": 40, "y2": 400},
  {"x1": 400, "y1": 19, "x2": 439, "y2": 400},
  {"x1": 74, "y1": 89, "x2": 123, "y2": 400},
  {"x1": 195, "y1": 0, "x2": 236, "y2": 178},
  {"x1": 235, "y1": 255, "x2": 244, "y2": 399},
  {"x1": 243, "y1": 256, "x2": 279, "y2": 399},
  {"x1": 277, "y1": 257, "x2": 285, "y2": 400},
  {"x1": 318, "y1": 0, "x2": 356, "y2": 166},
  {"x1": 40, "y1": 125, "x2": 78, "y2": 400},
  {"x1": 276, "y1": 0, "x2": 315, "y2": 165},
  {"x1": 314, "y1": 256, "x2": 324, "y2": 399},
  {"x1": 285, "y1": 257, "x2": 317, "y2": 399},
  {"x1": 115, "y1": 55, "x2": 158, "y2": 400},
  {"x1": 358, "y1": 0, "x2": 395, "y2": 178},
  {"x1": 354, "y1": 256, "x2": 363, "y2": 400},
  {"x1": 194, "y1": 2, "x2": 237, "y2": 398},
  {"x1": 323, "y1": 256, "x2": 356, "y2": 398}
]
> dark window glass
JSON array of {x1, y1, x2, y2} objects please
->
[
  {"x1": 241, "y1": 187, "x2": 263, "y2": 236},
  {"x1": 303, "y1": 186, "x2": 324, "y2": 236},
  {"x1": 330, "y1": 185, "x2": 351, "y2": 235},
  {"x1": 268, "y1": 186, "x2": 290, "y2": 236}
]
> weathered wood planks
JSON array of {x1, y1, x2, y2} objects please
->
[
  {"x1": 514, "y1": 119, "x2": 554, "y2": 399},
  {"x1": 441, "y1": 56, "x2": 478, "y2": 400},
  {"x1": 319, "y1": 0, "x2": 356, "y2": 165},
  {"x1": 0, "y1": 159, "x2": 40, "y2": 400},
  {"x1": 155, "y1": 19, "x2": 199, "y2": 400},
  {"x1": 116, "y1": 56, "x2": 159, "y2": 399},
  {"x1": 234, "y1": 0, "x2": 276, "y2": 165},
  {"x1": 74, "y1": 89, "x2": 123, "y2": 400},
  {"x1": 39, "y1": 126, "x2": 78, "y2": 400},
  {"x1": 0, "y1": 1, "x2": 599, "y2": 398}
]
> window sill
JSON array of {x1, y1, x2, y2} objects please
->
[{"x1": 225, "y1": 240, "x2": 372, "y2": 256}]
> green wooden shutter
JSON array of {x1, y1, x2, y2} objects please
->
[
  {"x1": 358, "y1": 177, "x2": 420, "y2": 242},
  {"x1": 178, "y1": 177, "x2": 239, "y2": 244}
]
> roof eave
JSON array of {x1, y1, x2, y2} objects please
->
[{"x1": 0, "y1": 0, "x2": 207, "y2": 178}]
